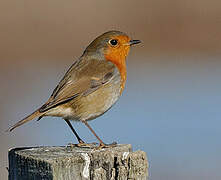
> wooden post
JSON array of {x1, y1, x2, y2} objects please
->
[{"x1": 8, "y1": 144, "x2": 148, "y2": 180}]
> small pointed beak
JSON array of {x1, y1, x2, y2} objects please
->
[{"x1": 129, "y1": 40, "x2": 141, "y2": 46}]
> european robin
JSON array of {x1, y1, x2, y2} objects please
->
[{"x1": 7, "y1": 30, "x2": 141, "y2": 147}]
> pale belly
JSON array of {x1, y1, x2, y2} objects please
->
[
  {"x1": 72, "y1": 78, "x2": 122, "y2": 121},
  {"x1": 46, "y1": 77, "x2": 122, "y2": 121}
]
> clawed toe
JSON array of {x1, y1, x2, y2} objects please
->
[
  {"x1": 68, "y1": 142, "x2": 97, "y2": 148},
  {"x1": 96, "y1": 142, "x2": 117, "y2": 149},
  {"x1": 67, "y1": 141, "x2": 117, "y2": 149}
]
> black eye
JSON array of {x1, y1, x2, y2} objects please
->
[{"x1": 109, "y1": 39, "x2": 118, "y2": 46}]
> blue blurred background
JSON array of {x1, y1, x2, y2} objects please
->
[{"x1": 1, "y1": 0, "x2": 221, "y2": 179}]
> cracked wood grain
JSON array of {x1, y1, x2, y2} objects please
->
[{"x1": 8, "y1": 144, "x2": 148, "y2": 180}]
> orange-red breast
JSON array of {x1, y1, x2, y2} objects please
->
[{"x1": 7, "y1": 30, "x2": 141, "y2": 147}]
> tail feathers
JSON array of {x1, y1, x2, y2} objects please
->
[{"x1": 6, "y1": 110, "x2": 42, "y2": 132}]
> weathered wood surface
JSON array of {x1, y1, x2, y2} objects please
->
[{"x1": 9, "y1": 144, "x2": 148, "y2": 180}]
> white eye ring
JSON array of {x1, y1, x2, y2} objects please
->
[{"x1": 109, "y1": 39, "x2": 118, "y2": 46}]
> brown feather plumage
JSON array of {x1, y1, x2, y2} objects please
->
[{"x1": 7, "y1": 30, "x2": 141, "y2": 145}]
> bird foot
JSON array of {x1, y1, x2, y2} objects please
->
[
  {"x1": 67, "y1": 141, "x2": 117, "y2": 149},
  {"x1": 67, "y1": 142, "x2": 98, "y2": 148},
  {"x1": 95, "y1": 141, "x2": 117, "y2": 150}
]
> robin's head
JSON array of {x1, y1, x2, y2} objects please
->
[
  {"x1": 83, "y1": 30, "x2": 141, "y2": 92},
  {"x1": 84, "y1": 31, "x2": 141, "y2": 63}
]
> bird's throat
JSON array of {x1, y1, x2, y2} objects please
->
[{"x1": 105, "y1": 54, "x2": 127, "y2": 94}]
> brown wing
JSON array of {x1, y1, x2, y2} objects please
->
[{"x1": 39, "y1": 58, "x2": 116, "y2": 112}]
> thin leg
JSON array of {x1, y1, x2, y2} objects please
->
[
  {"x1": 64, "y1": 119, "x2": 84, "y2": 144},
  {"x1": 82, "y1": 120, "x2": 105, "y2": 146}
]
